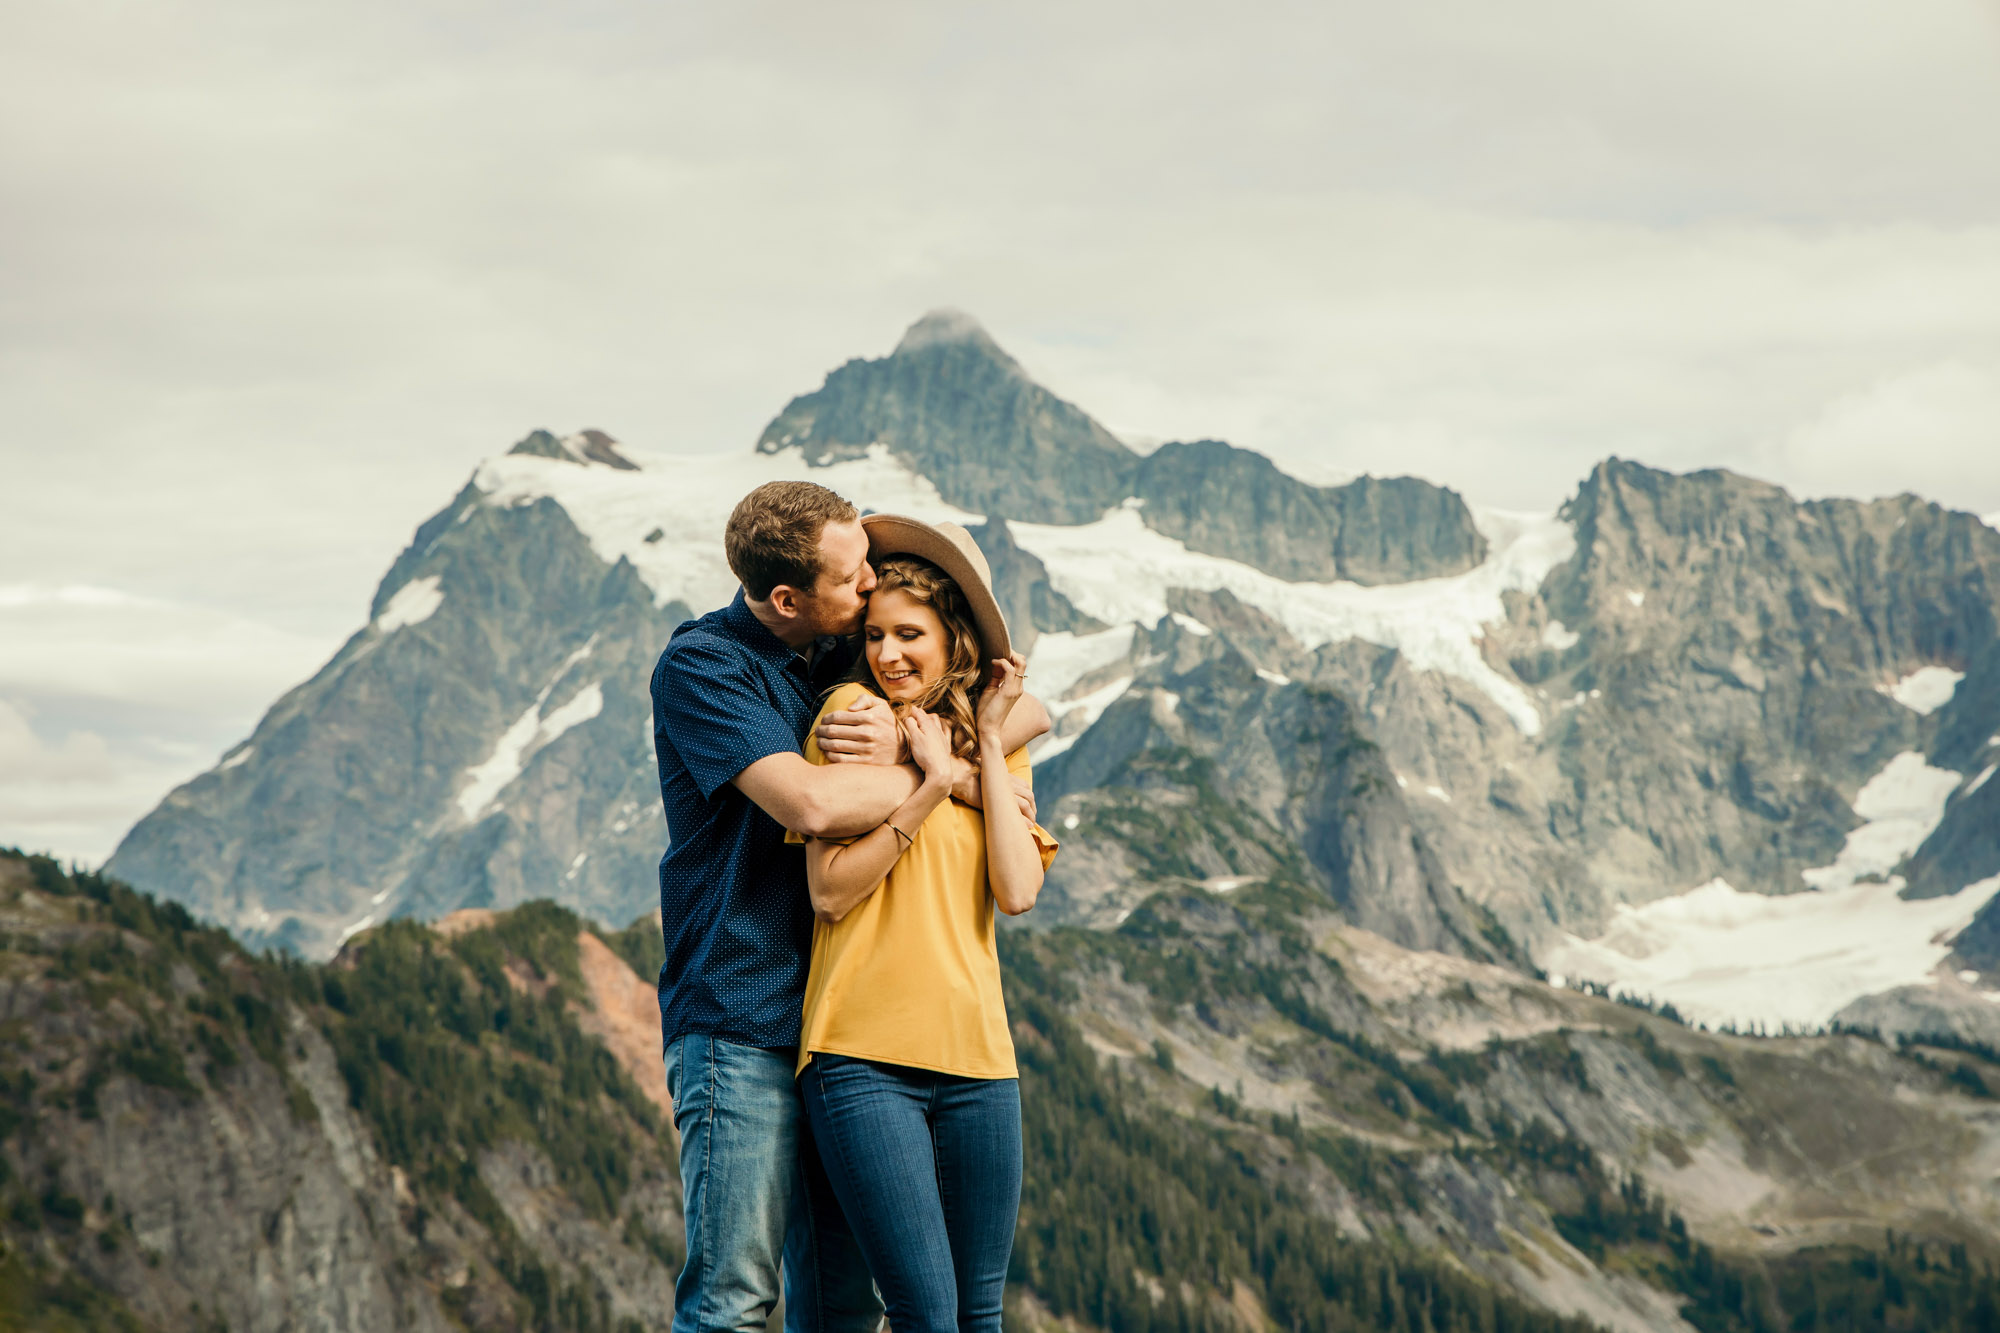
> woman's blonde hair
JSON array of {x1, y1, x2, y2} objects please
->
[{"x1": 848, "y1": 555, "x2": 985, "y2": 758}]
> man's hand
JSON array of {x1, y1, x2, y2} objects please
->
[
  {"x1": 816, "y1": 691, "x2": 906, "y2": 765},
  {"x1": 948, "y1": 758, "x2": 1037, "y2": 824}
]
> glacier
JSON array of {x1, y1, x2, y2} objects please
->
[{"x1": 1544, "y1": 750, "x2": 1999, "y2": 1029}]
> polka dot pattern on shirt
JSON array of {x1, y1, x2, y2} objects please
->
[{"x1": 650, "y1": 590, "x2": 858, "y2": 1050}]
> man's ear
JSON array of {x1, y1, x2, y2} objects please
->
[{"x1": 765, "y1": 583, "x2": 804, "y2": 621}]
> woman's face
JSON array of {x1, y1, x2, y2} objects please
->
[{"x1": 864, "y1": 587, "x2": 948, "y2": 704}]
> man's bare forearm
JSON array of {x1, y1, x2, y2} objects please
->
[
  {"x1": 950, "y1": 694, "x2": 1050, "y2": 810},
  {"x1": 808, "y1": 761, "x2": 923, "y2": 839},
  {"x1": 1002, "y1": 693, "x2": 1051, "y2": 750}
]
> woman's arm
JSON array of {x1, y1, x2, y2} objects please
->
[
  {"x1": 979, "y1": 739, "x2": 1044, "y2": 915},
  {"x1": 975, "y1": 655, "x2": 1044, "y2": 916},
  {"x1": 806, "y1": 710, "x2": 954, "y2": 924}
]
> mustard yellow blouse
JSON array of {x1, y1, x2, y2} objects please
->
[{"x1": 788, "y1": 682, "x2": 1059, "y2": 1079}]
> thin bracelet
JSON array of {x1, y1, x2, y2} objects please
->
[{"x1": 888, "y1": 823, "x2": 914, "y2": 847}]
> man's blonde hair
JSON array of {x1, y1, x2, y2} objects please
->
[{"x1": 725, "y1": 481, "x2": 859, "y2": 600}]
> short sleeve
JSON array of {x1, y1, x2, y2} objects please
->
[
  {"x1": 784, "y1": 683, "x2": 872, "y2": 845},
  {"x1": 1005, "y1": 745, "x2": 1034, "y2": 784},
  {"x1": 1006, "y1": 745, "x2": 1060, "y2": 870},
  {"x1": 655, "y1": 636, "x2": 804, "y2": 802}
]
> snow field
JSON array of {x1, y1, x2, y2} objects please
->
[
  {"x1": 1009, "y1": 506, "x2": 1575, "y2": 736},
  {"x1": 1877, "y1": 665, "x2": 1964, "y2": 715},
  {"x1": 455, "y1": 637, "x2": 604, "y2": 821},
  {"x1": 1800, "y1": 751, "x2": 1966, "y2": 893},
  {"x1": 375, "y1": 575, "x2": 444, "y2": 632},
  {"x1": 478, "y1": 442, "x2": 1575, "y2": 743},
  {"x1": 1543, "y1": 874, "x2": 2000, "y2": 1031},
  {"x1": 475, "y1": 442, "x2": 975, "y2": 614},
  {"x1": 1544, "y1": 750, "x2": 1995, "y2": 1029},
  {"x1": 1023, "y1": 625, "x2": 1139, "y2": 760}
]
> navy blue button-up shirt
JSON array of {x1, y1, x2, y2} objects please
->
[{"x1": 651, "y1": 591, "x2": 859, "y2": 1050}]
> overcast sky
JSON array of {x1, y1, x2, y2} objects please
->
[{"x1": 5, "y1": 0, "x2": 2000, "y2": 863}]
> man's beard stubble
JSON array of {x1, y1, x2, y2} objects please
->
[{"x1": 800, "y1": 590, "x2": 867, "y2": 641}]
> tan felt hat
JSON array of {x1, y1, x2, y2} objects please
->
[{"x1": 860, "y1": 513, "x2": 1012, "y2": 661}]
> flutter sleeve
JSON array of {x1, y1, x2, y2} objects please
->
[{"x1": 1006, "y1": 744, "x2": 1060, "y2": 871}]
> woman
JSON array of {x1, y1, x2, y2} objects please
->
[{"x1": 788, "y1": 513, "x2": 1058, "y2": 1333}]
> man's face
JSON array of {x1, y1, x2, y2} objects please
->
[{"x1": 797, "y1": 518, "x2": 876, "y2": 638}]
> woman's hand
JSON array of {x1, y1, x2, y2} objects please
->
[
  {"x1": 901, "y1": 709, "x2": 954, "y2": 785},
  {"x1": 975, "y1": 653, "x2": 1027, "y2": 742}
]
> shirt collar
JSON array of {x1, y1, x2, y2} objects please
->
[
  {"x1": 719, "y1": 590, "x2": 855, "y2": 677},
  {"x1": 718, "y1": 589, "x2": 799, "y2": 667}
]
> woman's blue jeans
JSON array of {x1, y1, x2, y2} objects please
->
[{"x1": 799, "y1": 1056, "x2": 1022, "y2": 1333}]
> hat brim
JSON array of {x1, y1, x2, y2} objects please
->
[{"x1": 860, "y1": 514, "x2": 1012, "y2": 662}]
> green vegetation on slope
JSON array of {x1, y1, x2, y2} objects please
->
[
  {"x1": 1004, "y1": 980, "x2": 1599, "y2": 1333},
  {"x1": 8, "y1": 849, "x2": 2000, "y2": 1333},
  {"x1": 1008, "y1": 932, "x2": 1600, "y2": 1328},
  {"x1": 1005, "y1": 898, "x2": 2000, "y2": 1333},
  {"x1": 0, "y1": 852, "x2": 675, "y2": 1333}
]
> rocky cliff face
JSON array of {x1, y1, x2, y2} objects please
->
[
  {"x1": 1132, "y1": 440, "x2": 1486, "y2": 583},
  {"x1": 1031, "y1": 608, "x2": 1511, "y2": 962},
  {"x1": 1532, "y1": 460, "x2": 2000, "y2": 902},
  {"x1": 1319, "y1": 461, "x2": 2000, "y2": 933},
  {"x1": 0, "y1": 852, "x2": 682, "y2": 1333},
  {"x1": 108, "y1": 448, "x2": 687, "y2": 960}
]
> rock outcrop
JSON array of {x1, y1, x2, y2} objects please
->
[{"x1": 1132, "y1": 440, "x2": 1485, "y2": 582}]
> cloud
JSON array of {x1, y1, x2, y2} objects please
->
[
  {"x1": 6, "y1": 1, "x2": 2000, "y2": 858},
  {"x1": 5, "y1": 5, "x2": 2000, "y2": 621},
  {"x1": 0, "y1": 700, "x2": 115, "y2": 786},
  {"x1": 1772, "y1": 360, "x2": 2000, "y2": 512},
  {"x1": 0, "y1": 696, "x2": 196, "y2": 866},
  {"x1": 0, "y1": 586, "x2": 334, "y2": 864},
  {"x1": 0, "y1": 585, "x2": 334, "y2": 715}
]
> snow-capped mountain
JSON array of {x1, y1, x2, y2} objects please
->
[{"x1": 105, "y1": 312, "x2": 2000, "y2": 1039}]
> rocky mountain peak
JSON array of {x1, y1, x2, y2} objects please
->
[
  {"x1": 508, "y1": 428, "x2": 640, "y2": 472},
  {"x1": 891, "y1": 307, "x2": 1016, "y2": 366},
  {"x1": 749, "y1": 314, "x2": 1488, "y2": 583},
  {"x1": 753, "y1": 312, "x2": 1137, "y2": 523}
]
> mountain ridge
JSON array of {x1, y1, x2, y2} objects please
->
[
  {"x1": 758, "y1": 309, "x2": 1489, "y2": 583},
  {"x1": 99, "y1": 312, "x2": 2000, "y2": 1045}
]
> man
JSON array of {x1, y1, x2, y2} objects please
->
[{"x1": 651, "y1": 480, "x2": 1048, "y2": 1333}]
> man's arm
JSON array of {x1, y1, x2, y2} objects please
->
[
  {"x1": 815, "y1": 689, "x2": 1051, "y2": 761},
  {"x1": 815, "y1": 689, "x2": 1052, "y2": 815},
  {"x1": 732, "y1": 751, "x2": 922, "y2": 841},
  {"x1": 1005, "y1": 692, "x2": 1051, "y2": 749},
  {"x1": 656, "y1": 639, "x2": 921, "y2": 841}
]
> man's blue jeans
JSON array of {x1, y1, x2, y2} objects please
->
[
  {"x1": 664, "y1": 1035, "x2": 883, "y2": 1333},
  {"x1": 799, "y1": 1056, "x2": 1022, "y2": 1333}
]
